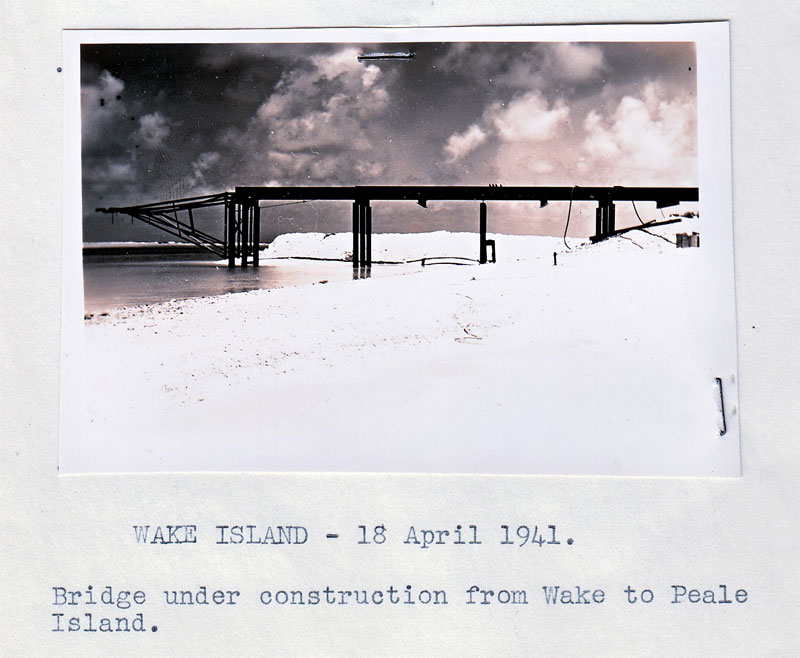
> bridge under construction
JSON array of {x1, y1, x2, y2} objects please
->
[{"x1": 97, "y1": 185, "x2": 699, "y2": 268}]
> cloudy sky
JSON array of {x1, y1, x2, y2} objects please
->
[{"x1": 81, "y1": 41, "x2": 697, "y2": 241}]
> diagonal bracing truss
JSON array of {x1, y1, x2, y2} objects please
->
[{"x1": 98, "y1": 192, "x2": 230, "y2": 259}]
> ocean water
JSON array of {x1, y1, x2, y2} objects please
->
[{"x1": 83, "y1": 252, "x2": 362, "y2": 314}]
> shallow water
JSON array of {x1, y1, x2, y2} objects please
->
[{"x1": 83, "y1": 253, "x2": 372, "y2": 314}]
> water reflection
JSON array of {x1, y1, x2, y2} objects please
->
[
  {"x1": 83, "y1": 253, "x2": 416, "y2": 314},
  {"x1": 84, "y1": 254, "x2": 357, "y2": 314}
]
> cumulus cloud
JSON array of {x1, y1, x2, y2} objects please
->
[
  {"x1": 578, "y1": 82, "x2": 697, "y2": 185},
  {"x1": 444, "y1": 124, "x2": 487, "y2": 162},
  {"x1": 81, "y1": 70, "x2": 127, "y2": 149},
  {"x1": 442, "y1": 91, "x2": 570, "y2": 178},
  {"x1": 228, "y1": 46, "x2": 395, "y2": 183},
  {"x1": 550, "y1": 43, "x2": 606, "y2": 80},
  {"x1": 354, "y1": 160, "x2": 385, "y2": 179},
  {"x1": 489, "y1": 93, "x2": 569, "y2": 141},
  {"x1": 186, "y1": 150, "x2": 221, "y2": 188},
  {"x1": 437, "y1": 43, "x2": 606, "y2": 93},
  {"x1": 136, "y1": 112, "x2": 171, "y2": 149},
  {"x1": 262, "y1": 85, "x2": 387, "y2": 152},
  {"x1": 439, "y1": 77, "x2": 696, "y2": 193},
  {"x1": 87, "y1": 161, "x2": 134, "y2": 182}
]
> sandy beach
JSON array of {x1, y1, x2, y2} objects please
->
[{"x1": 66, "y1": 220, "x2": 730, "y2": 474}]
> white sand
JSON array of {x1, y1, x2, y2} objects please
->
[{"x1": 69, "y1": 220, "x2": 730, "y2": 474}]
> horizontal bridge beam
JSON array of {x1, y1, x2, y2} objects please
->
[{"x1": 235, "y1": 185, "x2": 698, "y2": 205}]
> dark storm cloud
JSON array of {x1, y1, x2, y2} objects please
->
[{"x1": 81, "y1": 41, "x2": 697, "y2": 241}]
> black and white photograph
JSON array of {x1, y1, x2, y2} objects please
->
[
  {"x1": 61, "y1": 26, "x2": 739, "y2": 474},
  {"x1": 5, "y1": 6, "x2": 798, "y2": 656}
]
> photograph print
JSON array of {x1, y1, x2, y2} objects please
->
[{"x1": 62, "y1": 26, "x2": 740, "y2": 475}]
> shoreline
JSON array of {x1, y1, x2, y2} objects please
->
[{"x1": 83, "y1": 242, "x2": 270, "y2": 256}]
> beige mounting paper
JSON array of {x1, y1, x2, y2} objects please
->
[{"x1": 1, "y1": 4, "x2": 798, "y2": 658}]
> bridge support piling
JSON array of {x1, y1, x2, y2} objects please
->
[
  {"x1": 352, "y1": 199, "x2": 372, "y2": 270},
  {"x1": 591, "y1": 199, "x2": 617, "y2": 243},
  {"x1": 359, "y1": 202, "x2": 366, "y2": 267},
  {"x1": 241, "y1": 202, "x2": 249, "y2": 267},
  {"x1": 595, "y1": 206, "x2": 602, "y2": 240},
  {"x1": 352, "y1": 201, "x2": 360, "y2": 269},
  {"x1": 479, "y1": 202, "x2": 488, "y2": 264},
  {"x1": 253, "y1": 202, "x2": 260, "y2": 266},
  {"x1": 607, "y1": 201, "x2": 615, "y2": 235},
  {"x1": 366, "y1": 202, "x2": 372, "y2": 267},
  {"x1": 227, "y1": 196, "x2": 236, "y2": 268}
]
